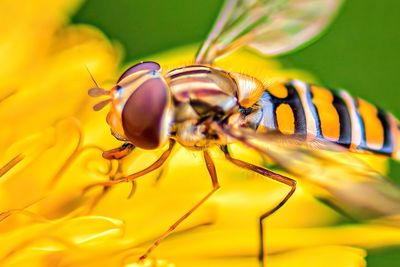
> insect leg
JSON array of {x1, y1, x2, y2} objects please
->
[
  {"x1": 138, "y1": 150, "x2": 220, "y2": 262},
  {"x1": 102, "y1": 142, "x2": 135, "y2": 160},
  {"x1": 84, "y1": 140, "x2": 175, "y2": 192},
  {"x1": 102, "y1": 143, "x2": 136, "y2": 198},
  {"x1": 221, "y1": 145, "x2": 296, "y2": 267},
  {"x1": 153, "y1": 163, "x2": 168, "y2": 185},
  {"x1": 85, "y1": 143, "x2": 135, "y2": 210}
]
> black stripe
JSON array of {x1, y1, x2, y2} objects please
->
[
  {"x1": 268, "y1": 82, "x2": 307, "y2": 136},
  {"x1": 286, "y1": 83, "x2": 307, "y2": 135},
  {"x1": 305, "y1": 83, "x2": 322, "y2": 137},
  {"x1": 376, "y1": 109, "x2": 394, "y2": 155},
  {"x1": 331, "y1": 90, "x2": 352, "y2": 147},
  {"x1": 353, "y1": 98, "x2": 367, "y2": 149}
]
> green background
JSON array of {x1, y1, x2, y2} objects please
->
[{"x1": 73, "y1": 1, "x2": 399, "y2": 266}]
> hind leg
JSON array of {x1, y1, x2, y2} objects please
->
[{"x1": 221, "y1": 145, "x2": 296, "y2": 267}]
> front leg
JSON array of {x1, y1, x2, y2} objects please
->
[
  {"x1": 102, "y1": 142, "x2": 135, "y2": 160},
  {"x1": 84, "y1": 140, "x2": 176, "y2": 193},
  {"x1": 85, "y1": 142, "x2": 135, "y2": 210}
]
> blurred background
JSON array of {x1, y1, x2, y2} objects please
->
[{"x1": 73, "y1": 0, "x2": 399, "y2": 266}]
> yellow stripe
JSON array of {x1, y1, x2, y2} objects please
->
[
  {"x1": 276, "y1": 104, "x2": 295, "y2": 134},
  {"x1": 310, "y1": 86, "x2": 340, "y2": 142},
  {"x1": 268, "y1": 82, "x2": 288, "y2": 98},
  {"x1": 357, "y1": 98, "x2": 384, "y2": 150}
]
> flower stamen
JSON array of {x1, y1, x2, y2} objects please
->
[{"x1": 0, "y1": 154, "x2": 24, "y2": 178}]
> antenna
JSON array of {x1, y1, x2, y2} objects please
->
[
  {"x1": 88, "y1": 87, "x2": 110, "y2": 97},
  {"x1": 85, "y1": 65, "x2": 99, "y2": 88},
  {"x1": 85, "y1": 65, "x2": 111, "y2": 111},
  {"x1": 93, "y1": 99, "x2": 112, "y2": 111}
]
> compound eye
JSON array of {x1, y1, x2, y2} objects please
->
[
  {"x1": 121, "y1": 76, "x2": 170, "y2": 149},
  {"x1": 117, "y1": 61, "x2": 161, "y2": 82}
]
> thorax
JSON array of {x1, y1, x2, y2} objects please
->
[{"x1": 165, "y1": 65, "x2": 263, "y2": 149}]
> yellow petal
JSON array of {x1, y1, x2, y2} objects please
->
[
  {"x1": 0, "y1": 0, "x2": 82, "y2": 93},
  {"x1": 160, "y1": 246, "x2": 366, "y2": 267},
  {"x1": 267, "y1": 246, "x2": 366, "y2": 267},
  {"x1": 267, "y1": 224, "x2": 400, "y2": 252},
  {"x1": 0, "y1": 25, "x2": 120, "y2": 147}
]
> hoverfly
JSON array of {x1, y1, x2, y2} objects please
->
[{"x1": 88, "y1": 0, "x2": 400, "y2": 265}]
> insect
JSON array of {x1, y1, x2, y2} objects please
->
[{"x1": 88, "y1": 0, "x2": 400, "y2": 265}]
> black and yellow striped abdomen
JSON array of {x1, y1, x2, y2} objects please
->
[{"x1": 248, "y1": 80, "x2": 399, "y2": 159}]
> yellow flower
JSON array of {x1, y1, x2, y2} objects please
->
[{"x1": 1, "y1": 1, "x2": 400, "y2": 267}]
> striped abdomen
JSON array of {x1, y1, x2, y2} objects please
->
[{"x1": 246, "y1": 80, "x2": 399, "y2": 159}]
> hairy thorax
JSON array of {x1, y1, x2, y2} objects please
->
[{"x1": 166, "y1": 65, "x2": 264, "y2": 150}]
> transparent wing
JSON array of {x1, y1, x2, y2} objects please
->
[
  {"x1": 213, "y1": 123, "x2": 400, "y2": 224},
  {"x1": 196, "y1": 0, "x2": 344, "y2": 64}
]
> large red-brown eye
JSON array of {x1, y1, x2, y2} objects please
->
[
  {"x1": 122, "y1": 76, "x2": 170, "y2": 149},
  {"x1": 117, "y1": 61, "x2": 160, "y2": 82}
]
